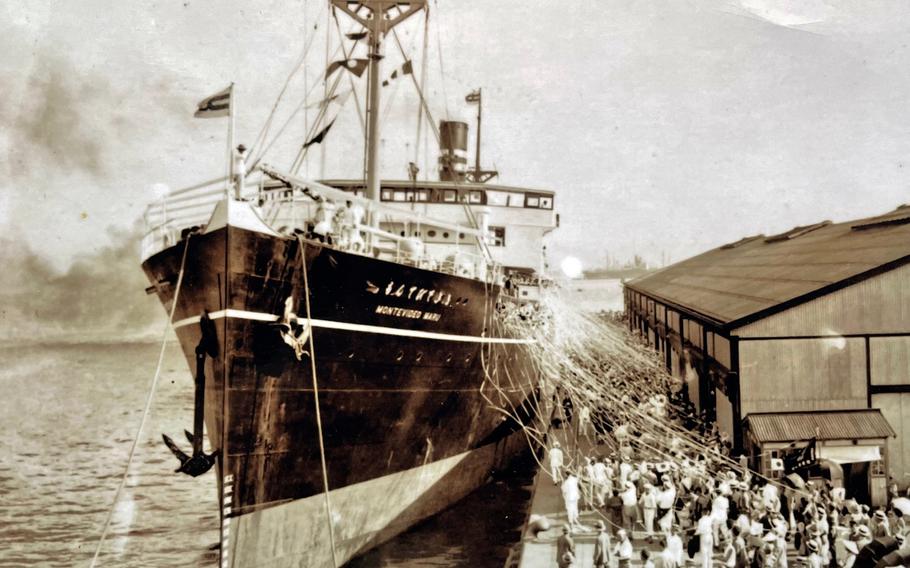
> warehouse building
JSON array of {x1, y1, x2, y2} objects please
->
[{"x1": 624, "y1": 205, "x2": 910, "y2": 505}]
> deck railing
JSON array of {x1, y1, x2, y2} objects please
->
[{"x1": 141, "y1": 178, "x2": 501, "y2": 284}]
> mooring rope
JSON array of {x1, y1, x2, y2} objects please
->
[
  {"x1": 89, "y1": 235, "x2": 193, "y2": 567},
  {"x1": 297, "y1": 237, "x2": 339, "y2": 568}
]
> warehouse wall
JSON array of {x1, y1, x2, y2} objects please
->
[
  {"x1": 871, "y1": 337, "x2": 910, "y2": 385},
  {"x1": 873, "y1": 393, "x2": 910, "y2": 483},
  {"x1": 736, "y1": 263, "x2": 910, "y2": 337},
  {"x1": 738, "y1": 338, "x2": 867, "y2": 415}
]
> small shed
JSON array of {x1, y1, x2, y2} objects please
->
[{"x1": 744, "y1": 410, "x2": 895, "y2": 505}]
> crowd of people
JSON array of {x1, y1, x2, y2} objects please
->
[
  {"x1": 546, "y1": 404, "x2": 909, "y2": 568},
  {"x1": 495, "y1": 303, "x2": 910, "y2": 567}
]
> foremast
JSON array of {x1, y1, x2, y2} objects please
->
[{"x1": 331, "y1": 1, "x2": 427, "y2": 227}]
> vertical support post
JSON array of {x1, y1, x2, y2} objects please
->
[
  {"x1": 227, "y1": 83, "x2": 236, "y2": 199},
  {"x1": 364, "y1": 13, "x2": 383, "y2": 226},
  {"x1": 731, "y1": 336, "x2": 743, "y2": 455},
  {"x1": 221, "y1": 474, "x2": 233, "y2": 568},
  {"x1": 474, "y1": 88, "x2": 482, "y2": 179}
]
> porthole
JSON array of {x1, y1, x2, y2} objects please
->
[
  {"x1": 443, "y1": 232, "x2": 450, "y2": 239},
  {"x1": 395, "y1": 351, "x2": 404, "y2": 362},
  {"x1": 415, "y1": 352, "x2": 424, "y2": 362},
  {"x1": 464, "y1": 356, "x2": 471, "y2": 364},
  {"x1": 428, "y1": 230, "x2": 437, "y2": 237},
  {"x1": 445, "y1": 354, "x2": 453, "y2": 364},
  {"x1": 347, "y1": 350, "x2": 355, "y2": 359},
  {"x1": 459, "y1": 233, "x2": 465, "y2": 239}
]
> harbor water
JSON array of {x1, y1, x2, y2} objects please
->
[{"x1": 0, "y1": 341, "x2": 535, "y2": 567}]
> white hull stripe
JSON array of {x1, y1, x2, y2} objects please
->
[{"x1": 172, "y1": 308, "x2": 534, "y2": 344}]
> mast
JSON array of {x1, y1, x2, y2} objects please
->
[
  {"x1": 474, "y1": 87, "x2": 481, "y2": 179},
  {"x1": 465, "y1": 88, "x2": 498, "y2": 183},
  {"x1": 331, "y1": 1, "x2": 427, "y2": 226}
]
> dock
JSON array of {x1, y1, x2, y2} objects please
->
[
  {"x1": 513, "y1": 426, "x2": 808, "y2": 568},
  {"x1": 515, "y1": 427, "x2": 706, "y2": 568}
]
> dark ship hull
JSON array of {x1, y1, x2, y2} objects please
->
[{"x1": 142, "y1": 220, "x2": 541, "y2": 567}]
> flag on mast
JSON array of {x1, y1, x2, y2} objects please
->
[
  {"x1": 465, "y1": 89, "x2": 481, "y2": 104},
  {"x1": 302, "y1": 119, "x2": 337, "y2": 150},
  {"x1": 325, "y1": 58, "x2": 370, "y2": 80},
  {"x1": 194, "y1": 86, "x2": 232, "y2": 118}
]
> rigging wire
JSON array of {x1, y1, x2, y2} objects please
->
[
  {"x1": 431, "y1": 0, "x2": 450, "y2": 120},
  {"x1": 88, "y1": 235, "x2": 193, "y2": 568},
  {"x1": 414, "y1": 8, "x2": 430, "y2": 179},
  {"x1": 248, "y1": 69, "x2": 343, "y2": 174},
  {"x1": 246, "y1": 1, "x2": 328, "y2": 161}
]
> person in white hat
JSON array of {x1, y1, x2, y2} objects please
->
[
  {"x1": 854, "y1": 523, "x2": 872, "y2": 551},
  {"x1": 557, "y1": 524, "x2": 576, "y2": 568},
  {"x1": 641, "y1": 483, "x2": 658, "y2": 542},
  {"x1": 841, "y1": 539, "x2": 859, "y2": 568},
  {"x1": 658, "y1": 477, "x2": 677, "y2": 534},
  {"x1": 620, "y1": 481, "x2": 638, "y2": 532},
  {"x1": 549, "y1": 441, "x2": 564, "y2": 485},
  {"x1": 696, "y1": 508, "x2": 715, "y2": 568},
  {"x1": 592, "y1": 520, "x2": 611, "y2": 568},
  {"x1": 592, "y1": 457, "x2": 609, "y2": 508},
  {"x1": 805, "y1": 540, "x2": 822, "y2": 568},
  {"x1": 870, "y1": 508, "x2": 891, "y2": 538},
  {"x1": 562, "y1": 471, "x2": 582, "y2": 530}
]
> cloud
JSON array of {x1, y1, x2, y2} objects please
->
[
  {"x1": 9, "y1": 56, "x2": 114, "y2": 177},
  {"x1": 0, "y1": 222, "x2": 164, "y2": 343}
]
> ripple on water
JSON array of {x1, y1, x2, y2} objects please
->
[{"x1": 4, "y1": 342, "x2": 535, "y2": 567}]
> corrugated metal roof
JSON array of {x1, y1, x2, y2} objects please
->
[
  {"x1": 626, "y1": 206, "x2": 910, "y2": 327},
  {"x1": 746, "y1": 410, "x2": 896, "y2": 443}
]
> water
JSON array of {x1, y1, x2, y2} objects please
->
[{"x1": 0, "y1": 341, "x2": 534, "y2": 567}]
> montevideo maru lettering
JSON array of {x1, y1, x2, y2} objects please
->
[{"x1": 375, "y1": 305, "x2": 441, "y2": 321}]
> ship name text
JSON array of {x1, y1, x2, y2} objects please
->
[{"x1": 375, "y1": 305, "x2": 441, "y2": 321}]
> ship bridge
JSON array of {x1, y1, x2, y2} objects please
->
[{"x1": 320, "y1": 179, "x2": 557, "y2": 274}]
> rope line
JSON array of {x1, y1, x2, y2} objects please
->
[
  {"x1": 297, "y1": 237, "x2": 339, "y2": 568},
  {"x1": 483, "y1": 288, "x2": 819, "y2": 507},
  {"x1": 89, "y1": 235, "x2": 193, "y2": 567}
]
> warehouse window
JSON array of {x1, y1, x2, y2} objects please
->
[{"x1": 871, "y1": 447, "x2": 886, "y2": 476}]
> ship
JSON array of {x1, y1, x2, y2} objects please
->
[{"x1": 140, "y1": 2, "x2": 557, "y2": 566}]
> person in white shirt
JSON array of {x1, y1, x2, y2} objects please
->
[
  {"x1": 549, "y1": 442, "x2": 564, "y2": 485},
  {"x1": 641, "y1": 484, "x2": 658, "y2": 542},
  {"x1": 619, "y1": 455, "x2": 633, "y2": 488},
  {"x1": 562, "y1": 473, "x2": 582, "y2": 529},
  {"x1": 711, "y1": 490, "x2": 730, "y2": 544},
  {"x1": 583, "y1": 457, "x2": 596, "y2": 510},
  {"x1": 620, "y1": 481, "x2": 638, "y2": 532},
  {"x1": 658, "y1": 478, "x2": 677, "y2": 534},
  {"x1": 613, "y1": 529, "x2": 634, "y2": 568},
  {"x1": 667, "y1": 528, "x2": 685, "y2": 567},
  {"x1": 592, "y1": 457, "x2": 609, "y2": 508},
  {"x1": 697, "y1": 509, "x2": 715, "y2": 568}
]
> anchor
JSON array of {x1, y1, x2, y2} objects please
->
[
  {"x1": 271, "y1": 296, "x2": 310, "y2": 361},
  {"x1": 163, "y1": 312, "x2": 219, "y2": 477}
]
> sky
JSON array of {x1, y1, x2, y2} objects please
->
[{"x1": 2, "y1": 0, "x2": 910, "y2": 337}]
